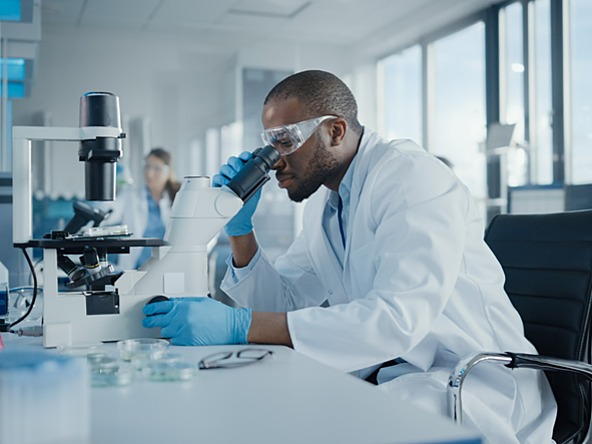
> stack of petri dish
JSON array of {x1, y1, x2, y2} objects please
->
[
  {"x1": 57, "y1": 338, "x2": 198, "y2": 386},
  {"x1": 132, "y1": 352, "x2": 197, "y2": 382},
  {"x1": 117, "y1": 338, "x2": 170, "y2": 361},
  {"x1": 58, "y1": 342, "x2": 133, "y2": 387},
  {"x1": 118, "y1": 339, "x2": 196, "y2": 382}
]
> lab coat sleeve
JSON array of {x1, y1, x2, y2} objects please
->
[
  {"x1": 221, "y1": 230, "x2": 328, "y2": 312},
  {"x1": 288, "y1": 151, "x2": 470, "y2": 373}
]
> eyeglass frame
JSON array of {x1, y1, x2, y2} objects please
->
[
  {"x1": 260, "y1": 115, "x2": 337, "y2": 156},
  {"x1": 198, "y1": 348, "x2": 273, "y2": 370}
]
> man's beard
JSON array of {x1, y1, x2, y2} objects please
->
[{"x1": 287, "y1": 135, "x2": 339, "y2": 203}]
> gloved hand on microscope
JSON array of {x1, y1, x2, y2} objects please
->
[
  {"x1": 215, "y1": 151, "x2": 261, "y2": 237},
  {"x1": 142, "y1": 297, "x2": 252, "y2": 346},
  {"x1": 142, "y1": 151, "x2": 260, "y2": 346}
]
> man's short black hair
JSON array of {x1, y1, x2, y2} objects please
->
[{"x1": 264, "y1": 70, "x2": 363, "y2": 135}]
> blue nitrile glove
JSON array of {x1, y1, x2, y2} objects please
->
[
  {"x1": 212, "y1": 151, "x2": 262, "y2": 236},
  {"x1": 142, "y1": 297, "x2": 252, "y2": 346}
]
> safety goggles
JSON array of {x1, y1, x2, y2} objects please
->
[
  {"x1": 144, "y1": 163, "x2": 169, "y2": 175},
  {"x1": 261, "y1": 115, "x2": 336, "y2": 156}
]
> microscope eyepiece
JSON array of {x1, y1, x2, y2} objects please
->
[
  {"x1": 226, "y1": 145, "x2": 280, "y2": 203},
  {"x1": 251, "y1": 145, "x2": 281, "y2": 169}
]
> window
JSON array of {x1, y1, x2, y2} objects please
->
[
  {"x1": 377, "y1": 45, "x2": 422, "y2": 144},
  {"x1": 501, "y1": 2, "x2": 528, "y2": 186},
  {"x1": 569, "y1": 0, "x2": 592, "y2": 184},
  {"x1": 502, "y1": 3, "x2": 525, "y2": 142},
  {"x1": 531, "y1": 0, "x2": 553, "y2": 184},
  {"x1": 432, "y1": 22, "x2": 486, "y2": 200}
]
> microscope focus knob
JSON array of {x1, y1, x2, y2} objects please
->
[{"x1": 146, "y1": 295, "x2": 169, "y2": 306}]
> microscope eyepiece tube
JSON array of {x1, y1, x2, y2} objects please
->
[{"x1": 226, "y1": 145, "x2": 280, "y2": 202}]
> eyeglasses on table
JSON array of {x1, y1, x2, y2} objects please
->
[{"x1": 198, "y1": 348, "x2": 273, "y2": 370}]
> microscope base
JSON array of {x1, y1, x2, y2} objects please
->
[
  {"x1": 41, "y1": 248, "x2": 164, "y2": 348},
  {"x1": 43, "y1": 290, "x2": 160, "y2": 348}
]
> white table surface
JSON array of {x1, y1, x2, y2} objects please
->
[{"x1": 1, "y1": 333, "x2": 482, "y2": 444}]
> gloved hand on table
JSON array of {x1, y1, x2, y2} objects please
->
[
  {"x1": 213, "y1": 151, "x2": 261, "y2": 236},
  {"x1": 142, "y1": 297, "x2": 252, "y2": 346}
]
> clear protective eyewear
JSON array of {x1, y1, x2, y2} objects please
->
[
  {"x1": 261, "y1": 115, "x2": 336, "y2": 156},
  {"x1": 198, "y1": 348, "x2": 273, "y2": 370},
  {"x1": 143, "y1": 163, "x2": 169, "y2": 175}
]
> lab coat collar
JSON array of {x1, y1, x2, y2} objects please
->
[
  {"x1": 337, "y1": 146, "x2": 356, "y2": 205},
  {"x1": 325, "y1": 157, "x2": 354, "y2": 214},
  {"x1": 341, "y1": 128, "x2": 379, "y2": 268},
  {"x1": 348, "y1": 128, "x2": 381, "y2": 204}
]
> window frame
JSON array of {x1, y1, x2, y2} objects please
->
[{"x1": 376, "y1": 0, "x2": 574, "y2": 218}]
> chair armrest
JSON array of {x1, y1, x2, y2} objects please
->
[
  {"x1": 447, "y1": 352, "x2": 513, "y2": 424},
  {"x1": 447, "y1": 351, "x2": 592, "y2": 425},
  {"x1": 505, "y1": 352, "x2": 592, "y2": 380}
]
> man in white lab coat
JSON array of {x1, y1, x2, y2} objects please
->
[{"x1": 143, "y1": 70, "x2": 557, "y2": 443}]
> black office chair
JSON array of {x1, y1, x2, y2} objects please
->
[{"x1": 448, "y1": 210, "x2": 592, "y2": 444}]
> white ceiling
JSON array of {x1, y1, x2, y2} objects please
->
[{"x1": 41, "y1": 0, "x2": 505, "y2": 53}]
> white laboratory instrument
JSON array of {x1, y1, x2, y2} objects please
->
[{"x1": 12, "y1": 92, "x2": 278, "y2": 347}]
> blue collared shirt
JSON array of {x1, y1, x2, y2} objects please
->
[{"x1": 322, "y1": 156, "x2": 355, "y2": 268}]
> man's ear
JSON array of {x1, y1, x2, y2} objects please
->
[{"x1": 329, "y1": 118, "x2": 347, "y2": 146}]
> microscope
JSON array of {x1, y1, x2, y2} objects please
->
[{"x1": 13, "y1": 92, "x2": 279, "y2": 347}]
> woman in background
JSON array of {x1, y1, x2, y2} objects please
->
[{"x1": 109, "y1": 148, "x2": 180, "y2": 269}]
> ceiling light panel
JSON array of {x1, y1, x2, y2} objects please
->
[
  {"x1": 41, "y1": 0, "x2": 85, "y2": 24},
  {"x1": 151, "y1": 0, "x2": 236, "y2": 24},
  {"x1": 229, "y1": 0, "x2": 310, "y2": 18},
  {"x1": 81, "y1": 0, "x2": 161, "y2": 26}
]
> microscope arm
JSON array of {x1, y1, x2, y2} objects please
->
[
  {"x1": 118, "y1": 177, "x2": 243, "y2": 297},
  {"x1": 122, "y1": 146, "x2": 280, "y2": 298}
]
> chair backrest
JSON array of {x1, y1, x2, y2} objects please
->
[{"x1": 485, "y1": 210, "x2": 592, "y2": 444}]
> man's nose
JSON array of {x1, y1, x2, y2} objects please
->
[{"x1": 271, "y1": 156, "x2": 285, "y2": 170}]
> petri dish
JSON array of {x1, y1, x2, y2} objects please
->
[
  {"x1": 90, "y1": 356, "x2": 133, "y2": 387},
  {"x1": 117, "y1": 338, "x2": 169, "y2": 362},
  {"x1": 57, "y1": 342, "x2": 106, "y2": 358},
  {"x1": 131, "y1": 352, "x2": 183, "y2": 372},
  {"x1": 141, "y1": 360, "x2": 197, "y2": 382}
]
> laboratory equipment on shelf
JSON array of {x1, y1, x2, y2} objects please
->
[{"x1": 12, "y1": 92, "x2": 280, "y2": 347}]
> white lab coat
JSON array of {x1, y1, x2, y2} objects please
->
[
  {"x1": 222, "y1": 129, "x2": 557, "y2": 443},
  {"x1": 103, "y1": 186, "x2": 172, "y2": 269}
]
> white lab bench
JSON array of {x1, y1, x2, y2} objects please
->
[{"x1": 1, "y1": 333, "x2": 482, "y2": 444}]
